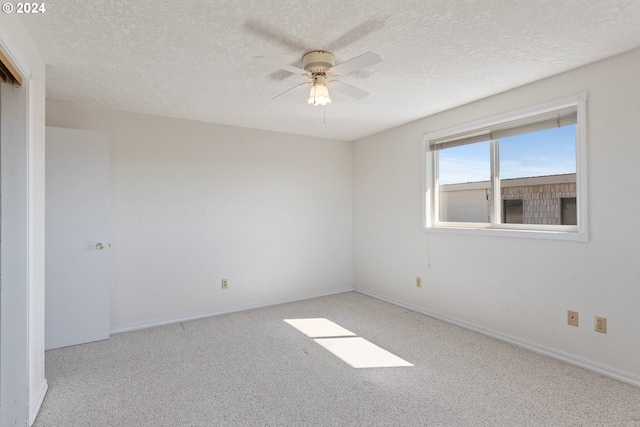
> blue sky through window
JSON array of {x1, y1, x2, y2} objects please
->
[{"x1": 438, "y1": 125, "x2": 576, "y2": 185}]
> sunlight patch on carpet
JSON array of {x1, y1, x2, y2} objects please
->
[
  {"x1": 314, "y1": 337, "x2": 414, "y2": 368},
  {"x1": 283, "y1": 318, "x2": 356, "y2": 338},
  {"x1": 284, "y1": 318, "x2": 413, "y2": 368}
]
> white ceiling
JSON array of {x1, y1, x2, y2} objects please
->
[{"x1": 20, "y1": 0, "x2": 640, "y2": 141}]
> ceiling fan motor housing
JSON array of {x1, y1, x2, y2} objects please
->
[{"x1": 303, "y1": 51, "x2": 335, "y2": 74}]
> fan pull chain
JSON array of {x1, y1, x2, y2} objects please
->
[{"x1": 323, "y1": 107, "x2": 327, "y2": 132}]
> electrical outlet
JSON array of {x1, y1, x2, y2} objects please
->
[
  {"x1": 594, "y1": 316, "x2": 607, "y2": 333},
  {"x1": 567, "y1": 310, "x2": 579, "y2": 327},
  {"x1": 221, "y1": 278, "x2": 228, "y2": 289},
  {"x1": 416, "y1": 277, "x2": 422, "y2": 288}
]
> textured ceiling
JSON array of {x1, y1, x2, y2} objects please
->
[{"x1": 19, "y1": 0, "x2": 640, "y2": 141}]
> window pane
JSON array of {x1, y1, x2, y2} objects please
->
[
  {"x1": 561, "y1": 197, "x2": 577, "y2": 225},
  {"x1": 499, "y1": 125, "x2": 576, "y2": 225},
  {"x1": 438, "y1": 141, "x2": 490, "y2": 223},
  {"x1": 503, "y1": 199, "x2": 523, "y2": 223}
]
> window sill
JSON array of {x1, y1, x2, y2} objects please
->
[{"x1": 425, "y1": 225, "x2": 588, "y2": 242}]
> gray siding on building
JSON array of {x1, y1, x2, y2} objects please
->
[{"x1": 502, "y1": 182, "x2": 576, "y2": 225}]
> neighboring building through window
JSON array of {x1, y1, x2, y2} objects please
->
[{"x1": 440, "y1": 174, "x2": 576, "y2": 225}]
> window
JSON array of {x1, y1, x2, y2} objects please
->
[
  {"x1": 561, "y1": 197, "x2": 577, "y2": 225},
  {"x1": 503, "y1": 199, "x2": 523, "y2": 224},
  {"x1": 423, "y1": 94, "x2": 588, "y2": 241}
]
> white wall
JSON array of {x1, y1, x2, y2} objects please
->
[
  {"x1": 46, "y1": 102, "x2": 353, "y2": 331},
  {"x1": 0, "y1": 13, "x2": 47, "y2": 427},
  {"x1": 353, "y1": 48, "x2": 640, "y2": 383}
]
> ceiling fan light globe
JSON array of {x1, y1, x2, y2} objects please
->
[{"x1": 308, "y1": 84, "x2": 331, "y2": 106}]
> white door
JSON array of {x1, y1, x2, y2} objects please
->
[{"x1": 45, "y1": 126, "x2": 110, "y2": 350}]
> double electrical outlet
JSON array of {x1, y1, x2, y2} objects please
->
[{"x1": 567, "y1": 310, "x2": 607, "y2": 333}]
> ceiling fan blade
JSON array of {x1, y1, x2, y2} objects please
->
[
  {"x1": 253, "y1": 56, "x2": 306, "y2": 75},
  {"x1": 330, "y1": 52, "x2": 382, "y2": 76},
  {"x1": 272, "y1": 82, "x2": 310, "y2": 100},
  {"x1": 329, "y1": 81, "x2": 370, "y2": 100}
]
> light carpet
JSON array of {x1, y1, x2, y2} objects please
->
[{"x1": 34, "y1": 292, "x2": 640, "y2": 426}]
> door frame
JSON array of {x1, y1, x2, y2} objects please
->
[{"x1": 0, "y1": 29, "x2": 47, "y2": 426}]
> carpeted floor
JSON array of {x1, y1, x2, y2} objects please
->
[{"x1": 34, "y1": 292, "x2": 640, "y2": 426}]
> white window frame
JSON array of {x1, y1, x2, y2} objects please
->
[{"x1": 422, "y1": 94, "x2": 588, "y2": 242}]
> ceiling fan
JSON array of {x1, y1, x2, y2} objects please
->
[{"x1": 253, "y1": 51, "x2": 382, "y2": 106}]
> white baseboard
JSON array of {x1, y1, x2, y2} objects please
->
[
  {"x1": 110, "y1": 287, "x2": 354, "y2": 334},
  {"x1": 355, "y1": 287, "x2": 640, "y2": 389},
  {"x1": 29, "y1": 380, "x2": 48, "y2": 426}
]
